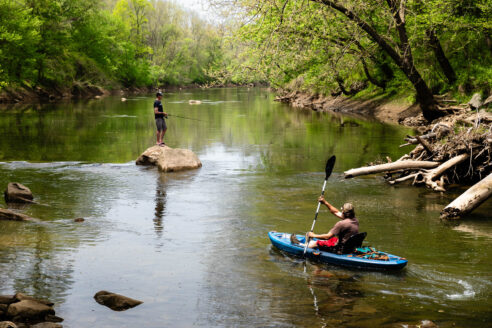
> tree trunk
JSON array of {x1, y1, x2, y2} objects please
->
[
  {"x1": 427, "y1": 29, "x2": 457, "y2": 84},
  {"x1": 313, "y1": 0, "x2": 441, "y2": 121},
  {"x1": 344, "y1": 160, "x2": 439, "y2": 178},
  {"x1": 440, "y1": 173, "x2": 492, "y2": 219},
  {"x1": 360, "y1": 56, "x2": 386, "y2": 89}
]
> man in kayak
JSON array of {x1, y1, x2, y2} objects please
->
[
  {"x1": 154, "y1": 91, "x2": 168, "y2": 146},
  {"x1": 293, "y1": 196, "x2": 359, "y2": 250}
]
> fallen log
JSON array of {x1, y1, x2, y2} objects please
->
[
  {"x1": 440, "y1": 173, "x2": 492, "y2": 219},
  {"x1": 421, "y1": 153, "x2": 470, "y2": 191},
  {"x1": 344, "y1": 160, "x2": 440, "y2": 178},
  {"x1": 415, "y1": 135, "x2": 434, "y2": 154}
]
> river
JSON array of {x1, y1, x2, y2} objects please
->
[{"x1": 0, "y1": 88, "x2": 490, "y2": 327}]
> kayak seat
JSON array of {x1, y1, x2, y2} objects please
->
[{"x1": 337, "y1": 232, "x2": 367, "y2": 254}]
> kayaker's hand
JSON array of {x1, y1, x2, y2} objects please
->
[{"x1": 318, "y1": 196, "x2": 326, "y2": 204}]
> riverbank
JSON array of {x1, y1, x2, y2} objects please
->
[
  {"x1": 0, "y1": 83, "x2": 153, "y2": 104},
  {"x1": 0, "y1": 83, "x2": 262, "y2": 104},
  {"x1": 275, "y1": 90, "x2": 422, "y2": 125},
  {"x1": 280, "y1": 89, "x2": 492, "y2": 219}
]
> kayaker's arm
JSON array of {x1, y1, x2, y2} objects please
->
[{"x1": 318, "y1": 196, "x2": 344, "y2": 219}]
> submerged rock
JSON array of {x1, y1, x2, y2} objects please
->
[
  {"x1": 0, "y1": 296, "x2": 15, "y2": 305},
  {"x1": 136, "y1": 145, "x2": 202, "y2": 172},
  {"x1": 4, "y1": 183, "x2": 33, "y2": 203},
  {"x1": 0, "y1": 209, "x2": 36, "y2": 222},
  {"x1": 93, "y1": 291, "x2": 143, "y2": 311},
  {"x1": 73, "y1": 218, "x2": 85, "y2": 223},
  {"x1": 30, "y1": 323, "x2": 62, "y2": 328},
  {"x1": 0, "y1": 304, "x2": 8, "y2": 316}
]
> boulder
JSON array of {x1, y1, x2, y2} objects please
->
[
  {"x1": 43, "y1": 315, "x2": 63, "y2": 323},
  {"x1": 13, "y1": 294, "x2": 53, "y2": 307},
  {"x1": 0, "y1": 209, "x2": 36, "y2": 222},
  {"x1": 4, "y1": 183, "x2": 33, "y2": 203},
  {"x1": 93, "y1": 291, "x2": 143, "y2": 311},
  {"x1": 468, "y1": 93, "x2": 483, "y2": 110},
  {"x1": 0, "y1": 322, "x2": 17, "y2": 328},
  {"x1": 6, "y1": 300, "x2": 54, "y2": 320},
  {"x1": 136, "y1": 145, "x2": 202, "y2": 172},
  {"x1": 30, "y1": 323, "x2": 62, "y2": 328}
]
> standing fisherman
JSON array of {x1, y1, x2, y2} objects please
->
[{"x1": 154, "y1": 91, "x2": 168, "y2": 146}]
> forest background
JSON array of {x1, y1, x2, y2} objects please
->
[{"x1": 0, "y1": 0, "x2": 490, "y2": 113}]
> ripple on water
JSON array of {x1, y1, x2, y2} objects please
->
[{"x1": 446, "y1": 279, "x2": 476, "y2": 300}]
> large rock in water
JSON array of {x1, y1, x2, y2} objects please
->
[
  {"x1": 136, "y1": 145, "x2": 202, "y2": 172},
  {"x1": 4, "y1": 183, "x2": 33, "y2": 203},
  {"x1": 93, "y1": 291, "x2": 143, "y2": 311}
]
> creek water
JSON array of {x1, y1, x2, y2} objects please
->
[{"x1": 0, "y1": 88, "x2": 490, "y2": 328}]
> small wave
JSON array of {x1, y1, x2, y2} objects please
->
[
  {"x1": 0, "y1": 161, "x2": 135, "y2": 170},
  {"x1": 446, "y1": 280, "x2": 476, "y2": 300},
  {"x1": 0, "y1": 161, "x2": 82, "y2": 169},
  {"x1": 102, "y1": 115, "x2": 137, "y2": 118}
]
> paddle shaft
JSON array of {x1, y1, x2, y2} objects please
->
[{"x1": 303, "y1": 179, "x2": 327, "y2": 255}]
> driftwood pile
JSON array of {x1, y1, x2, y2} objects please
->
[{"x1": 344, "y1": 94, "x2": 492, "y2": 219}]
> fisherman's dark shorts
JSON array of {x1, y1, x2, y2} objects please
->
[{"x1": 155, "y1": 118, "x2": 167, "y2": 131}]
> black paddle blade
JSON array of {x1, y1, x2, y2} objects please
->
[{"x1": 324, "y1": 155, "x2": 336, "y2": 180}]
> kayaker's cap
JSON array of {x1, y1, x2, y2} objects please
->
[
  {"x1": 341, "y1": 203, "x2": 355, "y2": 218},
  {"x1": 156, "y1": 91, "x2": 163, "y2": 97}
]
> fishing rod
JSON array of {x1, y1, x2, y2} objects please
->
[{"x1": 167, "y1": 113, "x2": 208, "y2": 123}]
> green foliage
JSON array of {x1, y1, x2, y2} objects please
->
[
  {"x1": 0, "y1": 0, "x2": 228, "y2": 91},
  {"x1": 221, "y1": 0, "x2": 491, "y2": 100},
  {"x1": 0, "y1": 1, "x2": 41, "y2": 87}
]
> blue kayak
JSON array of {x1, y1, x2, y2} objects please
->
[{"x1": 268, "y1": 231, "x2": 407, "y2": 271}]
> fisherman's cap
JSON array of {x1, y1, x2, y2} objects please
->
[{"x1": 156, "y1": 91, "x2": 163, "y2": 97}]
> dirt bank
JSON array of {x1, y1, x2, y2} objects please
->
[
  {"x1": 275, "y1": 91, "x2": 420, "y2": 125},
  {"x1": 0, "y1": 83, "x2": 159, "y2": 104}
]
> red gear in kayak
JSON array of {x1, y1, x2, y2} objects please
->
[{"x1": 316, "y1": 236, "x2": 338, "y2": 247}]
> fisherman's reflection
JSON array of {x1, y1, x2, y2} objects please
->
[{"x1": 154, "y1": 178, "x2": 167, "y2": 237}]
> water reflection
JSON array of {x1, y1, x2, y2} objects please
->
[
  {"x1": 153, "y1": 175, "x2": 168, "y2": 237},
  {"x1": 0, "y1": 223, "x2": 74, "y2": 304}
]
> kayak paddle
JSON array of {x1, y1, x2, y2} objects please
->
[{"x1": 303, "y1": 155, "x2": 336, "y2": 257}]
